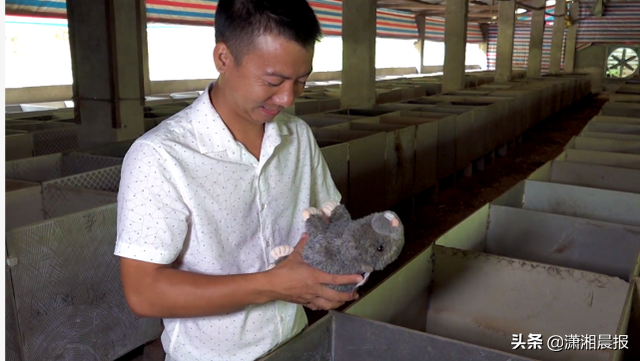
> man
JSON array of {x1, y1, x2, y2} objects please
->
[{"x1": 114, "y1": 1, "x2": 362, "y2": 360}]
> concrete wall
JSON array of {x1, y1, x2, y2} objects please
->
[
  {"x1": 6, "y1": 65, "x2": 489, "y2": 105},
  {"x1": 6, "y1": 67, "x2": 423, "y2": 104},
  {"x1": 574, "y1": 45, "x2": 607, "y2": 93}
]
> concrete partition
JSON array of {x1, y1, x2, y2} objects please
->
[
  {"x1": 319, "y1": 143, "x2": 349, "y2": 208},
  {"x1": 6, "y1": 164, "x2": 122, "y2": 231},
  {"x1": 489, "y1": 88, "x2": 540, "y2": 132},
  {"x1": 300, "y1": 114, "x2": 356, "y2": 129},
  {"x1": 285, "y1": 96, "x2": 341, "y2": 116},
  {"x1": 398, "y1": 109, "x2": 457, "y2": 179},
  {"x1": 40, "y1": 165, "x2": 121, "y2": 219},
  {"x1": 6, "y1": 120, "x2": 79, "y2": 156},
  {"x1": 621, "y1": 277, "x2": 640, "y2": 360},
  {"x1": 433, "y1": 202, "x2": 640, "y2": 281},
  {"x1": 5, "y1": 153, "x2": 123, "y2": 231},
  {"x1": 528, "y1": 160, "x2": 640, "y2": 195},
  {"x1": 325, "y1": 120, "x2": 415, "y2": 208},
  {"x1": 492, "y1": 179, "x2": 640, "y2": 228},
  {"x1": 436, "y1": 97, "x2": 513, "y2": 160},
  {"x1": 374, "y1": 114, "x2": 439, "y2": 192},
  {"x1": 5, "y1": 204, "x2": 162, "y2": 361},
  {"x1": 591, "y1": 115, "x2": 640, "y2": 124},
  {"x1": 78, "y1": 139, "x2": 136, "y2": 158},
  {"x1": 313, "y1": 129, "x2": 386, "y2": 218},
  {"x1": 580, "y1": 131, "x2": 640, "y2": 141},
  {"x1": 601, "y1": 102, "x2": 640, "y2": 118},
  {"x1": 583, "y1": 122, "x2": 640, "y2": 136},
  {"x1": 6, "y1": 152, "x2": 123, "y2": 183},
  {"x1": 517, "y1": 81, "x2": 556, "y2": 120},
  {"x1": 258, "y1": 311, "x2": 536, "y2": 361},
  {"x1": 6, "y1": 179, "x2": 44, "y2": 230},
  {"x1": 424, "y1": 246, "x2": 628, "y2": 361},
  {"x1": 345, "y1": 242, "x2": 630, "y2": 361},
  {"x1": 324, "y1": 103, "x2": 418, "y2": 118},
  {"x1": 556, "y1": 148, "x2": 640, "y2": 170},
  {"x1": 374, "y1": 87, "x2": 404, "y2": 104},
  {"x1": 6, "y1": 132, "x2": 34, "y2": 161},
  {"x1": 566, "y1": 136, "x2": 640, "y2": 155}
]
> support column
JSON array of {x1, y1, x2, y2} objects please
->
[
  {"x1": 527, "y1": 0, "x2": 546, "y2": 77},
  {"x1": 495, "y1": 0, "x2": 516, "y2": 83},
  {"x1": 415, "y1": 15, "x2": 426, "y2": 74},
  {"x1": 341, "y1": 0, "x2": 377, "y2": 108},
  {"x1": 140, "y1": 0, "x2": 152, "y2": 95},
  {"x1": 563, "y1": 1, "x2": 580, "y2": 73},
  {"x1": 67, "y1": 0, "x2": 146, "y2": 149},
  {"x1": 442, "y1": 0, "x2": 468, "y2": 93},
  {"x1": 549, "y1": 0, "x2": 566, "y2": 73}
]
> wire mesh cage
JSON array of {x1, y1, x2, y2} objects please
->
[{"x1": 5, "y1": 204, "x2": 163, "y2": 361}]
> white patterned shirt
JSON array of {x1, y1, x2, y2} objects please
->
[{"x1": 115, "y1": 82, "x2": 341, "y2": 361}]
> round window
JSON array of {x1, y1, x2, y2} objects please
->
[{"x1": 606, "y1": 47, "x2": 639, "y2": 78}]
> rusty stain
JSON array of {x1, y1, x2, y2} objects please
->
[
  {"x1": 551, "y1": 237, "x2": 575, "y2": 254},
  {"x1": 623, "y1": 227, "x2": 640, "y2": 236},
  {"x1": 586, "y1": 291, "x2": 594, "y2": 307},
  {"x1": 471, "y1": 316, "x2": 512, "y2": 337},
  {"x1": 585, "y1": 221, "x2": 606, "y2": 229}
]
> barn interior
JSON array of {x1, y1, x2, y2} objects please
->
[{"x1": 4, "y1": 0, "x2": 640, "y2": 360}]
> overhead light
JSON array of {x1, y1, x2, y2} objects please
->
[
  {"x1": 547, "y1": 0, "x2": 556, "y2": 6},
  {"x1": 515, "y1": 8, "x2": 527, "y2": 14}
]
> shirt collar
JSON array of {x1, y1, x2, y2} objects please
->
[{"x1": 191, "y1": 82, "x2": 290, "y2": 158}]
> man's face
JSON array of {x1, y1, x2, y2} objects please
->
[{"x1": 219, "y1": 33, "x2": 314, "y2": 125}]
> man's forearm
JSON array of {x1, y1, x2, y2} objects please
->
[{"x1": 122, "y1": 260, "x2": 275, "y2": 318}]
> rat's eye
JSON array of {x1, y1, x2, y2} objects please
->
[{"x1": 377, "y1": 245, "x2": 384, "y2": 252}]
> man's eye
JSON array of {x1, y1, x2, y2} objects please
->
[{"x1": 265, "y1": 79, "x2": 284, "y2": 87}]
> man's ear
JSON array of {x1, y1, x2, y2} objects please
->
[{"x1": 213, "y1": 42, "x2": 233, "y2": 74}]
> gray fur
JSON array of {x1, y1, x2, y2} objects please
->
[{"x1": 292, "y1": 204, "x2": 404, "y2": 293}]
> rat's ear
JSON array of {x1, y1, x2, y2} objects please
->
[{"x1": 383, "y1": 212, "x2": 400, "y2": 227}]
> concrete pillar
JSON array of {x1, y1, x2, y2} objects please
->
[
  {"x1": 442, "y1": 0, "x2": 468, "y2": 93},
  {"x1": 341, "y1": 0, "x2": 377, "y2": 108},
  {"x1": 67, "y1": 0, "x2": 146, "y2": 149},
  {"x1": 527, "y1": 0, "x2": 546, "y2": 77},
  {"x1": 140, "y1": 0, "x2": 152, "y2": 95},
  {"x1": 563, "y1": 1, "x2": 580, "y2": 73},
  {"x1": 549, "y1": 0, "x2": 566, "y2": 73},
  {"x1": 495, "y1": 0, "x2": 516, "y2": 83},
  {"x1": 415, "y1": 15, "x2": 426, "y2": 74}
]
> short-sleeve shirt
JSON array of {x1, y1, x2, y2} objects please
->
[{"x1": 114, "y1": 82, "x2": 341, "y2": 361}]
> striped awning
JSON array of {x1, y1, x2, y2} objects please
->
[
  {"x1": 576, "y1": 1, "x2": 640, "y2": 47},
  {"x1": 4, "y1": 0, "x2": 422, "y2": 39},
  {"x1": 486, "y1": 22, "x2": 566, "y2": 72},
  {"x1": 516, "y1": 5, "x2": 558, "y2": 23},
  {"x1": 424, "y1": 16, "x2": 485, "y2": 44}
]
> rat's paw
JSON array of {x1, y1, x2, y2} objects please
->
[
  {"x1": 270, "y1": 245, "x2": 294, "y2": 261},
  {"x1": 321, "y1": 201, "x2": 339, "y2": 217},
  {"x1": 355, "y1": 272, "x2": 371, "y2": 288},
  {"x1": 302, "y1": 207, "x2": 322, "y2": 220}
]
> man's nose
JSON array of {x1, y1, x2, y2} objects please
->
[{"x1": 272, "y1": 83, "x2": 296, "y2": 108}]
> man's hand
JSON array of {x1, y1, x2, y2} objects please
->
[
  {"x1": 119, "y1": 233, "x2": 361, "y2": 319},
  {"x1": 266, "y1": 234, "x2": 362, "y2": 311}
]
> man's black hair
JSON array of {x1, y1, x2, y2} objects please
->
[{"x1": 214, "y1": 0, "x2": 323, "y2": 63}]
